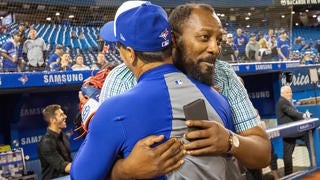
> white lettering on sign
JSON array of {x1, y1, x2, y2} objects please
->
[
  {"x1": 281, "y1": 0, "x2": 319, "y2": 6},
  {"x1": 255, "y1": 64, "x2": 272, "y2": 70},
  {"x1": 20, "y1": 135, "x2": 42, "y2": 145},
  {"x1": 249, "y1": 91, "x2": 271, "y2": 99},
  {"x1": 20, "y1": 107, "x2": 43, "y2": 117},
  {"x1": 43, "y1": 73, "x2": 84, "y2": 84}
]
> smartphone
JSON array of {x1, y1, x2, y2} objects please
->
[{"x1": 183, "y1": 99, "x2": 208, "y2": 131}]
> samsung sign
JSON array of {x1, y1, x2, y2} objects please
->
[
  {"x1": 43, "y1": 73, "x2": 84, "y2": 84},
  {"x1": 281, "y1": 0, "x2": 320, "y2": 5}
]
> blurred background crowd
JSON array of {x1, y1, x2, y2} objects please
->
[{"x1": 0, "y1": 0, "x2": 319, "y2": 73}]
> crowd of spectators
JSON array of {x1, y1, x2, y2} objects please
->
[
  {"x1": 0, "y1": 23, "x2": 118, "y2": 73},
  {"x1": 0, "y1": 22, "x2": 319, "y2": 73},
  {"x1": 218, "y1": 27, "x2": 320, "y2": 64}
]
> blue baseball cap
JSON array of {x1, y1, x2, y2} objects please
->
[{"x1": 100, "y1": 1, "x2": 171, "y2": 52}]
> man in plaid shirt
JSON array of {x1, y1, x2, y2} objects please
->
[{"x1": 96, "y1": 3, "x2": 269, "y2": 179}]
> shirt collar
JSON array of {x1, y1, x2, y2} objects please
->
[
  {"x1": 137, "y1": 64, "x2": 177, "y2": 83},
  {"x1": 47, "y1": 128, "x2": 61, "y2": 139},
  {"x1": 9, "y1": 38, "x2": 20, "y2": 46}
]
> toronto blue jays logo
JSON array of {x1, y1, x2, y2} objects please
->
[
  {"x1": 159, "y1": 28, "x2": 169, "y2": 40},
  {"x1": 245, "y1": 65, "x2": 250, "y2": 71},
  {"x1": 18, "y1": 75, "x2": 28, "y2": 85}
]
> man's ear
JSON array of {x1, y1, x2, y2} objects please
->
[
  {"x1": 171, "y1": 31, "x2": 177, "y2": 48},
  {"x1": 49, "y1": 117, "x2": 55, "y2": 125},
  {"x1": 126, "y1": 47, "x2": 138, "y2": 66}
]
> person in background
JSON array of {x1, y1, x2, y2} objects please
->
[
  {"x1": 306, "y1": 41, "x2": 314, "y2": 52},
  {"x1": 0, "y1": 24, "x2": 7, "y2": 34},
  {"x1": 71, "y1": 54, "x2": 90, "y2": 71},
  {"x1": 23, "y1": 29, "x2": 47, "y2": 71},
  {"x1": 265, "y1": 28, "x2": 274, "y2": 43},
  {"x1": 315, "y1": 40, "x2": 320, "y2": 53},
  {"x1": 91, "y1": 52, "x2": 108, "y2": 70},
  {"x1": 71, "y1": 31, "x2": 78, "y2": 39},
  {"x1": 302, "y1": 51, "x2": 313, "y2": 65},
  {"x1": 268, "y1": 35, "x2": 278, "y2": 61},
  {"x1": 17, "y1": 23, "x2": 28, "y2": 70},
  {"x1": 277, "y1": 31, "x2": 290, "y2": 61},
  {"x1": 38, "y1": 104, "x2": 72, "y2": 180},
  {"x1": 97, "y1": 35, "x2": 105, "y2": 52},
  {"x1": 51, "y1": 52, "x2": 72, "y2": 71},
  {"x1": 246, "y1": 33, "x2": 260, "y2": 62},
  {"x1": 48, "y1": 45, "x2": 64, "y2": 70},
  {"x1": 79, "y1": 32, "x2": 85, "y2": 40},
  {"x1": 0, "y1": 31, "x2": 22, "y2": 72},
  {"x1": 234, "y1": 27, "x2": 248, "y2": 62},
  {"x1": 258, "y1": 38, "x2": 271, "y2": 62},
  {"x1": 219, "y1": 33, "x2": 237, "y2": 63},
  {"x1": 18, "y1": 23, "x2": 27, "y2": 46},
  {"x1": 276, "y1": 86, "x2": 307, "y2": 176}
]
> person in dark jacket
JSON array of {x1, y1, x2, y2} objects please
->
[
  {"x1": 276, "y1": 86, "x2": 306, "y2": 176},
  {"x1": 219, "y1": 33, "x2": 238, "y2": 63},
  {"x1": 38, "y1": 104, "x2": 72, "y2": 180}
]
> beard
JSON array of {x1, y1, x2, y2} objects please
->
[{"x1": 173, "y1": 42, "x2": 215, "y2": 86}]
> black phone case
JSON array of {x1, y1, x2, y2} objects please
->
[{"x1": 183, "y1": 99, "x2": 208, "y2": 120}]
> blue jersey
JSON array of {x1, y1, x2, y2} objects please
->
[
  {"x1": 277, "y1": 38, "x2": 290, "y2": 60},
  {"x1": 48, "y1": 53, "x2": 60, "y2": 65},
  {"x1": 1, "y1": 40, "x2": 22, "y2": 70},
  {"x1": 233, "y1": 35, "x2": 248, "y2": 53},
  {"x1": 71, "y1": 64, "x2": 234, "y2": 180}
]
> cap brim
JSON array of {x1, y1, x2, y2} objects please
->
[{"x1": 100, "y1": 21, "x2": 117, "y2": 42}]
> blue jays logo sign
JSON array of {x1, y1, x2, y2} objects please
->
[{"x1": 18, "y1": 75, "x2": 28, "y2": 85}]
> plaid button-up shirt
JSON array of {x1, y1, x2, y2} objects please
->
[{"x1": 99, "y1": 60, "x2": 259, "y2": 133}]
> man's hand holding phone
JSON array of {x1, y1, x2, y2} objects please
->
[{"x1": 183, "y1": 99, "x2": 230, "y2": 156}]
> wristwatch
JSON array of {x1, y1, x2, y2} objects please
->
[{"x1": 226, "y1": 131, "x2": 240, "y2": 155}]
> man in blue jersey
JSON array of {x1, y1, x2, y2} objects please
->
[
  {"x1": 233, "y1": 28, "x2": 248, "y2": 62},
  {"x1": 1, "y1": 31, "x2": 23, "y2": 72},
  {"x1": 277, "y1": 31, "x2": 290, "y2": 61},
  {"x1": 48, "y1": 44, "x2": 64, "y2": 70},
  {"x1": 71, "y1": 1, "x2": 237, "y2": 179}
]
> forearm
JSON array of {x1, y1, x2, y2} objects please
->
[
  {"x1": 283, "y1": 105, "x2": 304, "y2": 120},
  {"x1": 233, "y1": 127, "x2": 271, "y2": 168},
  {"x1": 1, "y1": 53, "x2": 13, "y2": 61},
  {"x1": 110, "y1": 159, "x2": 133, "y2": 180},
  {"x1": 110, "y1": 136, "x2": 184, "y2": 180},
  {"x1": 277, "y1": 49, "x2": 286, "y2": 59}
]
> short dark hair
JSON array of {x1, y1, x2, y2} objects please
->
[
  {"x1": 117, "y1": 42, "x2": 172, "y2": 63},
  {"x1": 75, "y1": 54, "x2": 83, "y2": 60},
  {"x1": 12, "y1": 31, "x2": 22, "y2": 37},
  {"x1": 42, "y1": 104, "x2": 61, "y2": 125},
  {"x1": 56, "y1": 44, "x2": 63, "y2": 50},
  {"x1": 169, "y1": 3, "x2": 214, "y2": 35}
]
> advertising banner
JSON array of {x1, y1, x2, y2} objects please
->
[
  {"x1": 242, "y1": 73, "x2": 280, "y2": 117},
  {"x1": 0, "y1": 70, "x2": 95, "y2": 90},
  {"x1": 280, "y1": 66, "x2": 320, "y2": 100}
]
